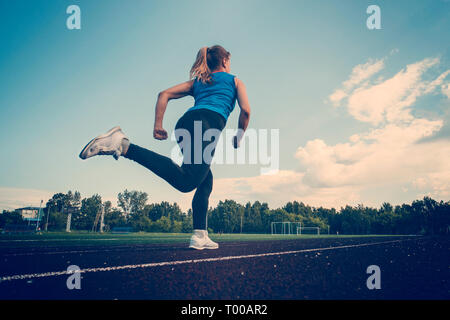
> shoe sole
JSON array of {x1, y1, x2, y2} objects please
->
[
  {"x1": 189, "y1": 245, "x2": 205, "y2": 250},
  {"x1": 79, "y1": 126, "x2": 122, "y2": 159},
  {"x1": 189, "y1": 244, "x2": 219, "y2": 250}
]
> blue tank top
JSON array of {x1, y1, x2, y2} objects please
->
[{"x1": 187, "y1": 72, "x2": 237, "y2": 121}]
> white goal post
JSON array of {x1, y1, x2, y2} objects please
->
[
  {"x1": 271, "y1": 222, "x2": 302, "y2": 235},
  {"x1": 271, "y1": 222, "x2": 327, "y2": 235},
  {"x1": 296, "y1": 226, "x2": 320, "y2": 235}
]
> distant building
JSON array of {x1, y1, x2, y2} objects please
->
[{"x1": 15, "y1": 207, "x2": 43, "y2": 222}]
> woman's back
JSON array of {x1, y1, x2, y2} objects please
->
[{"x1": 188, "y1": 71, "x2": 237, "y2": 122}]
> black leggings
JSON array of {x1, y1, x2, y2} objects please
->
[{"x1": 124, "y1": 109, "x2": 226, "y2": 230}]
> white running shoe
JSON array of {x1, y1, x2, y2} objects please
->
[
  {"x1": 79, "y1": 126, "x2": 130, "y2": 160},
  {"x1": 189, "y1": 230, "x2": 219, "y2": 250}
]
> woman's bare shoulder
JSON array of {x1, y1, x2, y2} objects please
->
[{"x1": 234, "y1": 76, "x2": 243, "y2": 87}]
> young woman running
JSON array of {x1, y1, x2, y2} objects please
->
[{"x1": 79, "y1": 45, "x2": 251, "y2": 250}]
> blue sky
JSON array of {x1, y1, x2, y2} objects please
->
[{"x1": 1, "y1": 0, "x2": 449, "y2": 211}]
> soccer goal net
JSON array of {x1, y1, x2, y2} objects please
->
[
  {"x1": 296, "y1": 226, "x2": 320, "y2": 235},
  {"x1": 271, "y1": 222, "x2": 302, "y2": 235}
]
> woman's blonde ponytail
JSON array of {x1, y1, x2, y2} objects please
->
[{"x1": 190, "y1": 46, "x2": 212, "y2": 84}]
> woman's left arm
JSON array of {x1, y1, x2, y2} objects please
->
[
  {"x1": 154, "y1": 80, "x2": 194, "y2": 140},
  {"x1": 233, "y1": 77, "x2": 251, "y2": 148}
]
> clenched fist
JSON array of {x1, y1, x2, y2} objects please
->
[{"x1": 153, "y1": 127, "x2": 168, "y2": 140}]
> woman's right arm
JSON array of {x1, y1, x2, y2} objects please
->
[
  {"x1": 154, "y1": 80, "x2": 194, "y2": 140},
  {"x1": 233, "y1": 77, "x2": 251, "y2": 148}
]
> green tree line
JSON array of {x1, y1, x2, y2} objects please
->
[{"x1": 1, "y1": 190, "x2": 449, "y2": 235}]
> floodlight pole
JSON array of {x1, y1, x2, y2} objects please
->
[
  {"x1": 35, "y1": 200, "x2": 43, "y2": 231},
  {"x1": 66, "y1": 206, "x2": 72, "y2": 233},
  {"x1": 45, "y1": 206, "x2": 50, "y2": 232},
  {"x1": 240, "y1": 213, "x2": 243, "y2": 234},
  {"x1": 99, "y1": 204, "x2": 105, "y2": 233}
]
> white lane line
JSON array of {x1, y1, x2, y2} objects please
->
[
  {"x1": 0, "y1": 237, "x2": 192, "y2": 243},
  {"x1": 0, "y1": 238, "x2": 416, "y2": 282},
  {"x1": 3, "y1": 248, "x2": 143, "y2": 257},
  {"x1": 2, "y1": 242, "x2": 244, "y2": 257},
  {"x1": 1, "y1": 242, "x2": 259, "y2": 257},
  {"x1": 2, "y1": 245, "x2": 176, "y2": 257},
  {"x1": 0, "y1": 239, "x2": 123, "y2": 242}
]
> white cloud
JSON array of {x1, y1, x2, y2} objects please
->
[
  {"x1": 329, "y1": 89, "x2": 347, "y2": 107},
  {"x1": 442, "y1": 83, "x2": 450, "y2": 99},
  {"x1": 424, "y1": 70, "x2": 450, "y2": 95},
  {"x1": 0, "y1": 187, "x2": 55, "y2": 211},
  {"x1": 390, "y1": 48, "x2": 400, "y2": 55},
  {"x1": 295, "y1": 119, "x2": 448, "y2": 188},
  {"x1": 329, "y1": 58, "x2": 385, "y2": 107},
  {"x1": 309, "y1": 57, "x2": 450, "y2": 201},
  {"x1": 343, "y1": 58, "x2": 385, "y2": 90},
  {"x1": 412, "y1": 171, "x2": 450, "y2": 199},
  {"x1": 207, "y1": 170, "x2": 362, "y2": 209},
  {"x1": 330, "y1": 57, "x2": 450, "y2": 125},
  {"x1": 346, "y1": 58, "x2": 444, "y2": 125}
]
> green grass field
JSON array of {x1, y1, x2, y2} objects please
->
[{"x1": 0, "y1": 231, "x2": 410, "y2": 249}]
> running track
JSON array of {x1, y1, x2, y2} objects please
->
[{"x1": 0, "y1": 236, "x2": 448, "y2": 299}]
